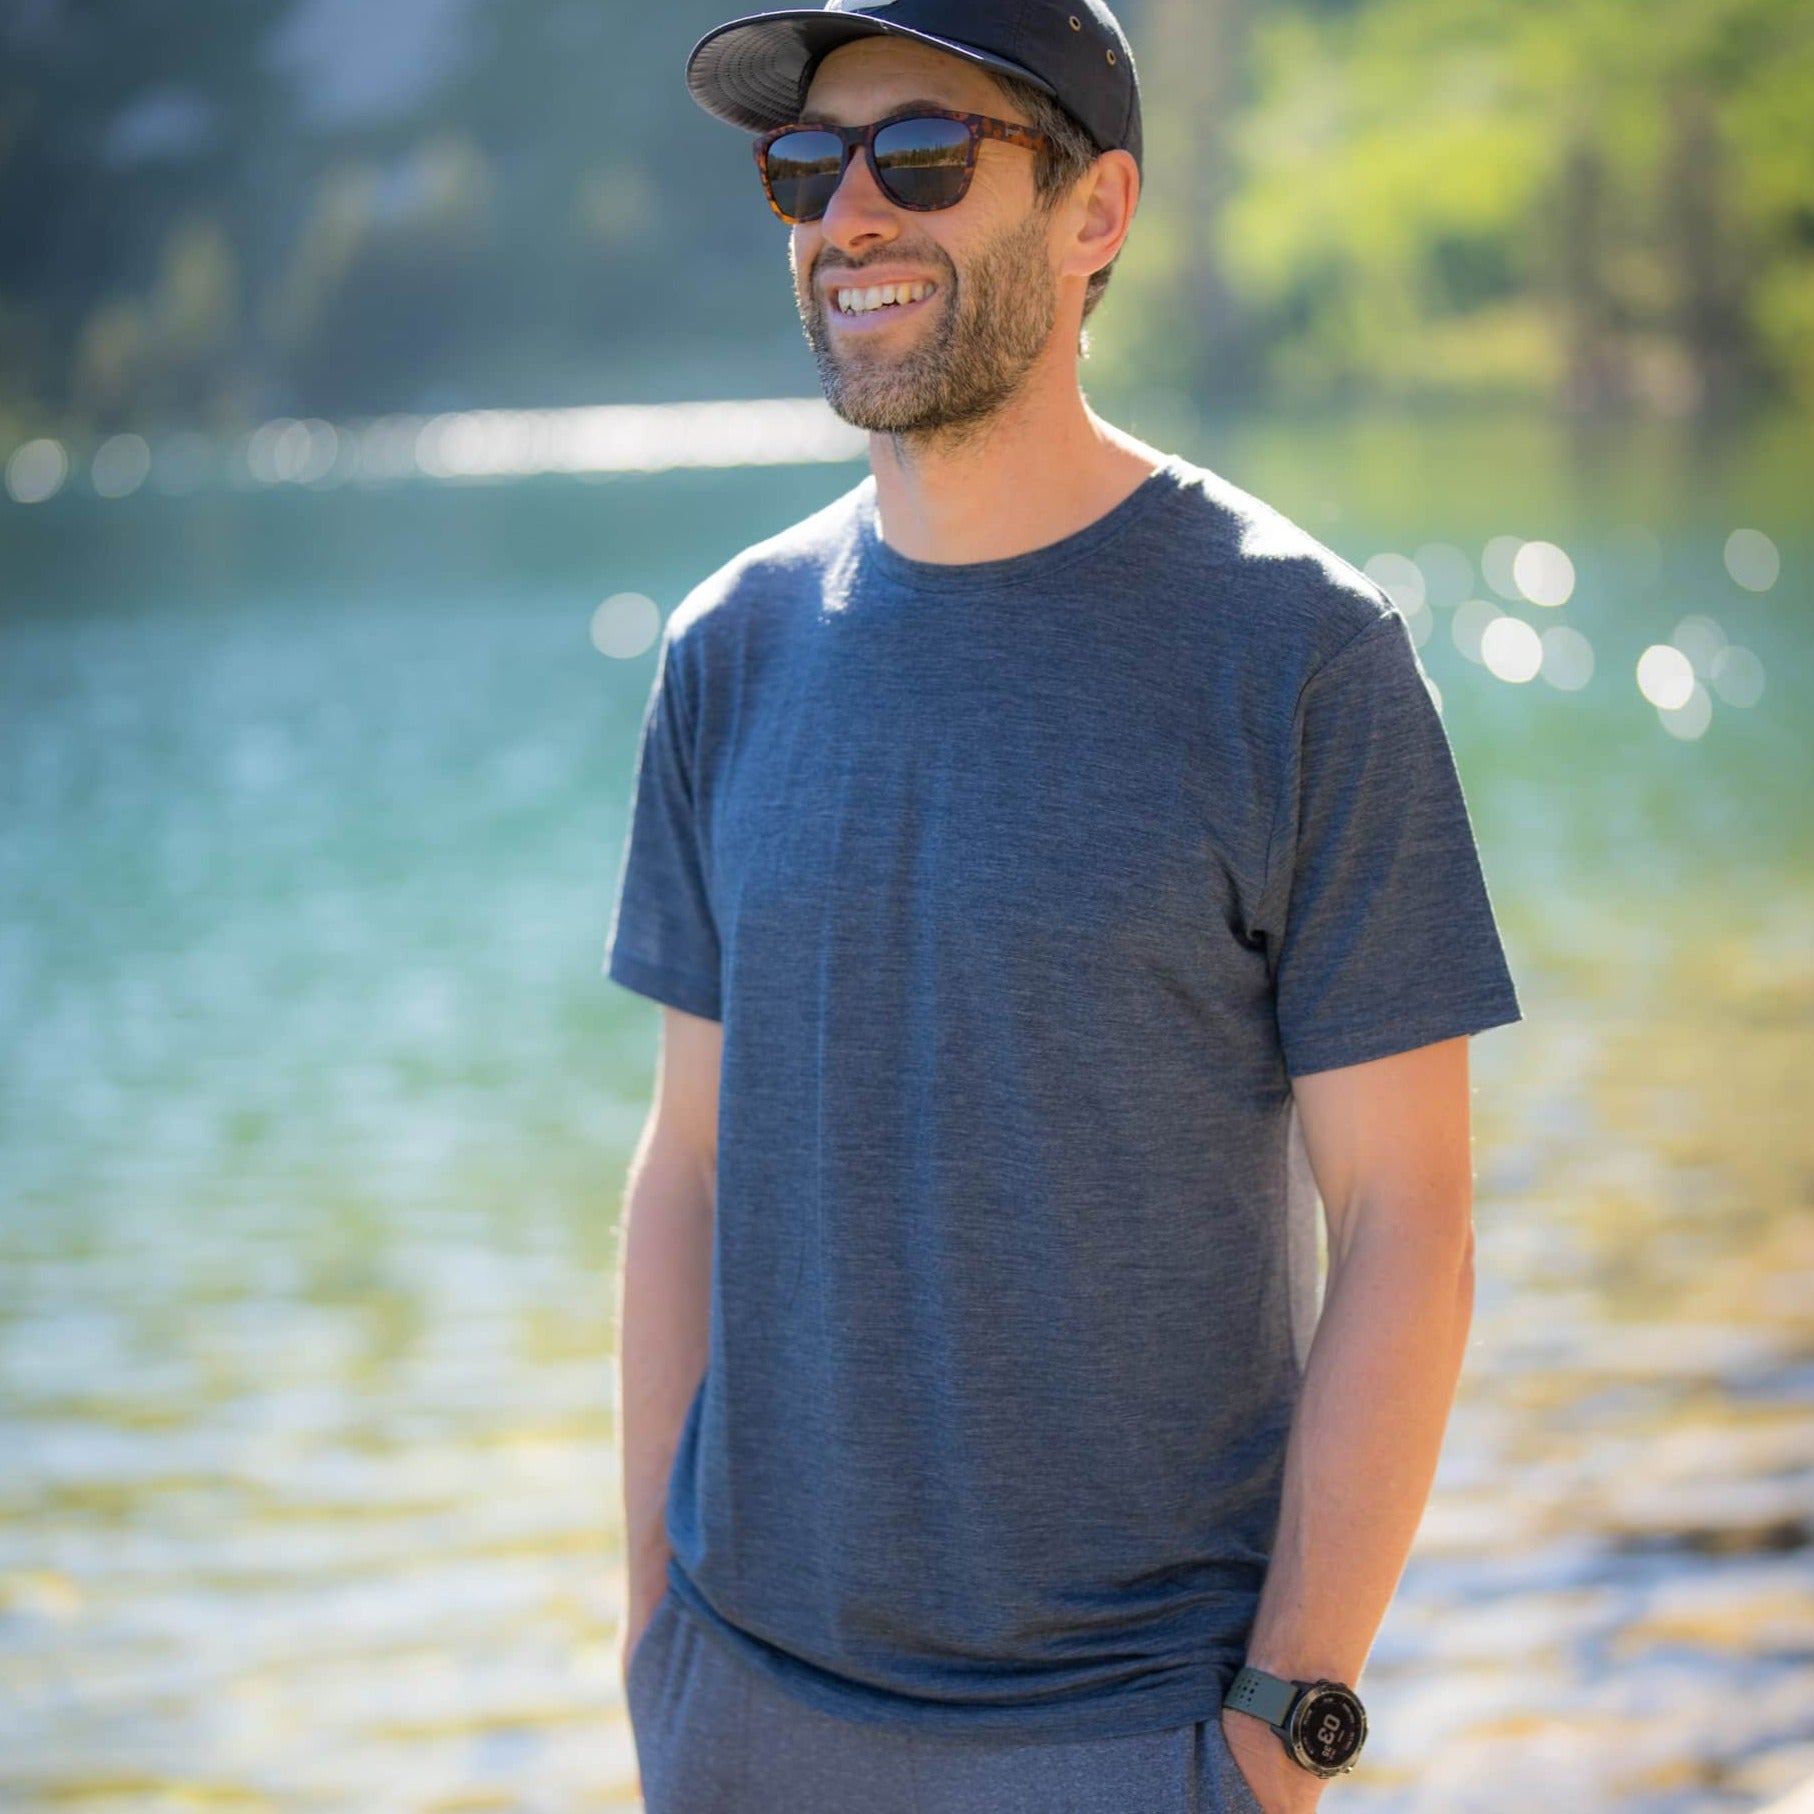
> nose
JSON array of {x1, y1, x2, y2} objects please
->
[{"x1": 815, "y1": 141, "x2": 901, "y2": 245}]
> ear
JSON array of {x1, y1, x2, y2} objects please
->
[{"x1": 1062, "y1": 147, "x2": 1138, "y2": 283}]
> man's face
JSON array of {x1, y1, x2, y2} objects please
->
[{"x1": 787, "y1": 38, "x2": 1065, "y2": 439}]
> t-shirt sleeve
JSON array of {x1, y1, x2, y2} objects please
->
[
  {"x1": 1254, "y1": 606, "x2": 1522, "y2": 1078},
  {"x1": 602, "y1": 628, "x2": 724, "y2": 1021}
]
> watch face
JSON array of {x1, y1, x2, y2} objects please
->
[{"x1": 1289, "y1": 1684, "x2": 1366, "y2": 1772}]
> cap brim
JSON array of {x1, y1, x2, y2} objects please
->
[{"x1": 685, "y1": 10, "x2": 1057, "y2": 135}]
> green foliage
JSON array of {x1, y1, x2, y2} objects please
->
[
  {"x1": 1112, "y1": 0, "x2": 1814, "y2": 410},
  {"x1": 0, "y1": 0, "x2": 1808, "y2": 432}
]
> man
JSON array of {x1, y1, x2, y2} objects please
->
[{"x1": 604, "y1": 3, "x2": 1523, "y2": 1809}]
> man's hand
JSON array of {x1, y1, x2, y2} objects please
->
[
  {"x1": 616, "y1": 1620, "x2": 644, "y2": 1699},
  {"x1": 617, "y1": 1571, "x2": 668, "y2": 1698},
  {"x1": 1223, "y1": 1706, "x2": 1328, "y2": 1813}
]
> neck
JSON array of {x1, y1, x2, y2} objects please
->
[{"x1": 864, "y1": 365, "x2": 1166, "y2": 567}]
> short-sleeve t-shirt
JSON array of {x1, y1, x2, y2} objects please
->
[{"x1": 603, "y1": 450, "x2": 1522, "y2": 1744}]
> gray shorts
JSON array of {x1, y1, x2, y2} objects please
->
[{"x1": 627, "y1": 1584, "x2": 1269, "y2": 1814}]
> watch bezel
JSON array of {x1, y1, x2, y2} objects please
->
[{"x1": 1284, "y1": 1679, "x2": 1367, "y2": 1777}]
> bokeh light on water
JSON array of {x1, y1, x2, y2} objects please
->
[
  {"x1": 1514, "y1": 540, "x2": 1578, "y2": 608},
  {"x1": 1725, "y1": 530, "x2": 1781, "y2": 595},
  {"x1": 3, "y1": 401, "x2": 868, "y2": 511},
  {"x1": 1, "y1": 410, "x2": 1810, "y2": 1810},
  {"x1": 4, "y1": 439, "x2": 69, "y2": 506}
]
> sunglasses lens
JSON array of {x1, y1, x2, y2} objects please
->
[
  {"x1": 764, "y1": 129, "x2": 845, "y2": 221},
  {"x1": 873, "y1": 116, "x2": 973, "y2": 209}
]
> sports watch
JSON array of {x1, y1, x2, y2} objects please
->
[{"x1": 1224, "y1": 1664, "x2": 1368, "y2": 1778}]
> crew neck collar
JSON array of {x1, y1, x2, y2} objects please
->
[{"x1": 853, "y1": 453, "x2": 1191, "y2": 593}]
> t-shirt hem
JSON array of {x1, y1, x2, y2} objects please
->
[
  {"x1": 1284, "y1": 990, "x2": 1523, "y2": 1079},
  {"x1": 604, "y1": 943, "x2": 722, "y2": 1021},
  {"x1": 665, "y1": 1567, "x2": 1246, "y2": 1744}
]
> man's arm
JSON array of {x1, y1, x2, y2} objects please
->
[
  {"x1": 615, "y1": 1002, "x2": 721, "y2": 1679},
  {"x1": 1222, "y1": 1034, "x2": 1480, "y2": 1811}
]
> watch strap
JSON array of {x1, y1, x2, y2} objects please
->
[{"x1": 1225, "y1": 1664, "x2": 1299, "y2": 1729}]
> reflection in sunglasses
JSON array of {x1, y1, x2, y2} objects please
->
[{"x1": 754, "y1": 109, "x2": 1051, "y2": 224}]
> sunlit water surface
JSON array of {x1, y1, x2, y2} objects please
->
[{"x1": 2, "y1": 410, "x2": 1810, "y2": 1812}]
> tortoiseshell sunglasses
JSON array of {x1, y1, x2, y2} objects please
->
[{"x1": 753, "y1": 108, "x2": 1054, "y2": 224}]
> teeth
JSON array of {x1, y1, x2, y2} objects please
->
[{"x1": 835, "y1": 280, "x2": 934, "y2": 315}]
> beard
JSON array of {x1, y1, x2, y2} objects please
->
[{"x1": 798, "y1": 207, "x2": 1060, "y2": 445}]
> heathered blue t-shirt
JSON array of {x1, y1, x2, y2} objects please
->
[{"x1": 603, "y1": 450, "x2": 1522, "y2": 1744}]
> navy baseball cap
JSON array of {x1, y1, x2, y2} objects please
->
[{"x1": 685, "y1": 0, "x2": 1143, "y2": 176}]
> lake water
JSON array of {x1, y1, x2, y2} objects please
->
[{"x1": 1, "y1": 408, "x2": 1810, "y2": 1811}]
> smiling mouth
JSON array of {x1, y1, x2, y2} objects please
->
[{"x1": 826, "y1": 280, "x2": 940, "y2": 326}]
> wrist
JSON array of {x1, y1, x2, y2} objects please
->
[
  {"x1": 1226, "y1": 1663, "x2": 1369, "y2": 1779},
  {"x1": 1243, "y1": 1647, "x2": 1359, "y2": 1683}
]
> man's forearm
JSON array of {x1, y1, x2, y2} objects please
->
[
  {"x1": 616, "y1": 1131, "x2": 715, "y2": 1621},
  {"x1": 1237, "y1": 1214, "x2": 1475, "y2": 1700}
]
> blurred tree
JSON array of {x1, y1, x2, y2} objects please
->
[
  {"x1": 435, "y1": 0, "x2": 803, "y2": 404},
  {"x1": 1555, "y1": 132, "x2": 1627, "y2": 417},
  {"x1": 0, "y1": 0, "x2": 295, "y2": 430},
  {"x1": 1189, "y1": 0, "x2": 1814, "y2": 413},
  {"x1": 1665, "y1": 84, "x2": 1763, "y2": 418},
  {"x1": 1139, "y1": 0, "x2": 1255, "y2": 407}
]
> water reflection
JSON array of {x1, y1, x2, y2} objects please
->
[
  {"x1": 1, "y1": 397, "x2": 869, "y2": 507},
  {"x1": 1379, "y1": 906, "x2": 1814, "y2": 1810},
  {"x1": 1, "y1": 1200, "x2": 637, "y2": 1807}
]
